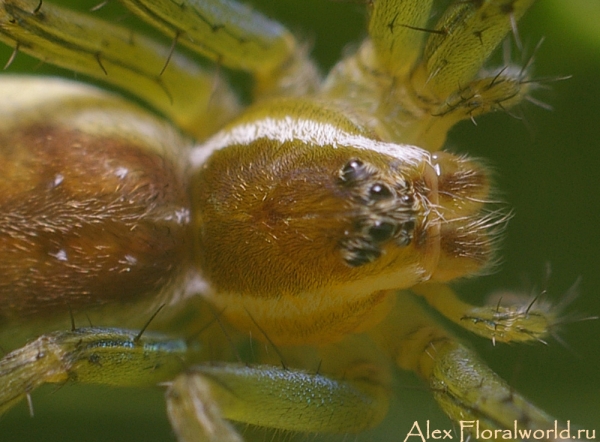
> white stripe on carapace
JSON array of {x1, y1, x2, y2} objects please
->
[{"x1": 190, "y1": 115, "x2": 430, "y2": 168}]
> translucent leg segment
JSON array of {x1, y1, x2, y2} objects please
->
[
  {"x1": 370, "y1": 291, "x2": 568, "y2": 440},
  {"x1": 167, "y1": 371, "x2": 244, "y2": 442},
  {"x1": 429, "y1": 342, "x2": 562, "y2": 437},
  {"x1": 0, "y1": 0, "x2": 240, "y2": 138},
  {"x1": 413, "y1": 282, "x2": 556, "y2": 344},
  {"x1": 166, "y1": 363, "x2": 390, "y2": 442},
  {"x1": 0, "y1": 327, "x2": 193, "y2": 416}
]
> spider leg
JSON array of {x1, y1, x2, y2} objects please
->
[
  {"x1": 414, "y1": 282, "x2": 559, "y2": 345},
  {"x1": 117, "y1": 0, "x2": 320, "y2": 99},
  {"x1": 166, "y1": 362, "x2": 390, "y2": 442},
  {"x1": 369, "y1": 291, "x2": 569, "y2": 440},
  {"x1": 321, "y1": 0, "x2": 537, "y2": 150},
  {"x1": 0, "y1": 0, "x2": 239, "y2": 138},
  {"x1": 0, "y1": 327, "x2": 194, "y2": 416}
]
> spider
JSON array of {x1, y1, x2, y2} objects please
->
[{"x1": 0, "y1": 0, "x2": 591, "y2": 441}]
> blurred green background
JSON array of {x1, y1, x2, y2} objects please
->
[{"x1": 1, "y1": 0, "x2": 599, "y2": 441}]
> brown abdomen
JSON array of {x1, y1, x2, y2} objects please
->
[{"x1": 0, "y1": 123, "x2": 191, "y2": 322}]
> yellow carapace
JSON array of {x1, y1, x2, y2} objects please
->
[{"x1": 0, "y1": 0, "x2": 581, "y2": 441}]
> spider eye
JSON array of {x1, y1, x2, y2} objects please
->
[
  {"x1": 401, "y1": 194, "x2": 414, "y2": 205},
  {"x1": 367, "y1": 220, "x2": 397, "y2": 243},
  {"x1": 396, "y1": 220, "x2": 416, "y2": 246},
  {"x1": 343, "y1": 243, "x2": 382, "y2": 267},
  {"x1": 339, "y1": 159, "x2": 368, "y2": 184},
  {"x1": 368, "y1": 183, "x2": 393, "y2": 200}
]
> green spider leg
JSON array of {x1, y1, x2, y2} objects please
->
[
  {"x1": 322, "y1": 0, "x2": 536, "y2": 150},
  {"x1": 0, "y1": 0, "x2": 319, "y2": 138}
]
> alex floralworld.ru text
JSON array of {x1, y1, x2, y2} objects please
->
[{"x1": 403, "y1": 420, "x2": 596, "y2": 442}]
